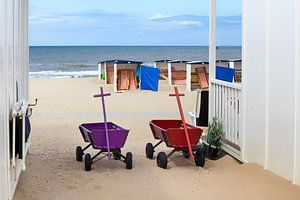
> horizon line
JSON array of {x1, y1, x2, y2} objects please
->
[{"x1": 29, "y1": 45, "x2": 242, "y2": 47}]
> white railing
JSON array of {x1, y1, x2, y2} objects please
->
[{"x1": 211, "y1": 79, "x2": 242, "y2": 159}]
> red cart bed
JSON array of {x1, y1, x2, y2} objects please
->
[
  {"x1": 149, "y1": 120, "x2": 202, "y2": 148},
  {"x1": 146, "y1": 119, "x2": 205, "y2": 169}
]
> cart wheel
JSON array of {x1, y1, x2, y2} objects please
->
[
  {"x1": 76, "y1": 146, "x2": 83, "y2": 162},
  {"x1": 182, "y1": 150, "x2": 190, "y2": 159},
  {"x1": 84, "y1": 154, "x2": 92, "y2": 171},
  {"x1": 125, "y1": 152, "x2": 133, "y2": 170},
  {"x1": 157, "y1": 152, "x2": 168, "y2": 169},
  {"x1": 113, "y1": 149, "x2": 121, "y2": 160},
  {"x1": 195, "y1": 149, "x2": 205, "y2": 167},
  {"x1": 145, "y1": 143, "x2": 154, "y2": 159}
]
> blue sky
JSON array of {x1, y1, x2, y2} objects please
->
[{"x1": 29, "y1": 0, "x2": 242, "y2": 46}]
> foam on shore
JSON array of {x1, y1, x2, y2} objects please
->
[{"x1": 29, "y1": 70, "x2": 98, "y2": 79}]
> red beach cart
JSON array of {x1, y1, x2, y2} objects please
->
[{"x1": 145, "y1": 87, "x2": 205, "y2": 169}]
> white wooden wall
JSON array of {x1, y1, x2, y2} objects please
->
[
  {"x1": 294, "y1": 0, "x2": 300, "y2": 185},
  {"x1": 0, "y1": 1, "x2": 10, "y2": 199},
  {"x1": 0, "y1": 0, "x2": 29, "y2": 199},
  {"x1": 242, "y1": 0, "x2": 268, "y2": 167},
  {"x1": 243, "y1": 0, "x2": 300, "y2": 185}
]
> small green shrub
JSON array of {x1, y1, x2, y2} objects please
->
[{"x1": 207, "y1": 117, "x2": 224, "y2": 147}]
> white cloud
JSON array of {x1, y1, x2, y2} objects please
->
[
  {"x1": 148, "y1": 13, "x2": 171, "y2": 20},
  {"x1": 178, "y1": 20, "x2": 202, "y2": 26},
  {"x1": 29, "y1": 14, "x2": 66, "y2": 24}
]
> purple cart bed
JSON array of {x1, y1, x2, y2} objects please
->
[
  {"x1": 79, "y1": 122, "x2": 129, "y2": 150},
  {"x1": 76, "y1": 87, "x2": 132, "y2": 171}
]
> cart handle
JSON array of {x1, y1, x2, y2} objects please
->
[
  {"x1": 169, "y1": 86, "x2": 194, "y2": 159},
  {"x1": 94, "y1": 93, "x2": 111, "y2": 98},
  {"x1": 94, "y1": 87, "x2": 112, "y2": 159},
  {"x1": 169, "y1": 94, "x2": 185, "y2": 97}
]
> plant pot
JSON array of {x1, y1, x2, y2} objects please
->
[{"x1": 202, "y1": 136, "x2": 220, "y2": 160}]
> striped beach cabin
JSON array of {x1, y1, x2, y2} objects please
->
[{"x1": 98, "y1": 60, "x2": 142, "y2": 92}]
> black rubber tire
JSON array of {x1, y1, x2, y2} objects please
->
[
  {"x1": 84, "y1": 154, "x2": 92, "y2": 171},
  {"x1": 182, "y1": 150, "x2": 190, "y2": 159},
  {"x1": 125, "y1": 152, "x2": 133, "y2": 170},
  {"x1": 113, "y1": 149, "x2": 121, "y2": 160},
  {"x1": 156, "y1": 152, "x2": 168, "y2": 169},
  {"x1": 76, "y1": 146, "x2": 83, "y2": 162},
  {"x1": 145, "y1": 143, "x2": 154, "y2": 159},
  {"x1": 195, "y1": 149, "x2": 205, "y2": 167}
]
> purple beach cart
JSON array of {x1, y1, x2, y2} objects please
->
[{"x1": 76, "y1": 87, "x2": 133, "y2": 171}]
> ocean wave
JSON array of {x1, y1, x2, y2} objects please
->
[
  {"x1": 30, "y1": 70, "x2": 98, "y2": 79},
  {"x1": 30, "y1": 63, "x2": 97, "y2": 66},
  {"x1": 29, "y1": 63, "x2": 97, "y2": 72}
]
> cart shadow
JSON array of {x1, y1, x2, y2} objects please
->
[
  {"x1": 158, "y1": 153, "x2": 213, "y2": 170},
  {"x1": 74, "y1": 158, "x2": 132, "y2": 172},
  {"x1": 168, "y1": 150, "x2": 232, "y2": 168}
]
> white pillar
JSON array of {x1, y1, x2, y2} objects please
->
[
  {"x1": 104, "y1": 62, "x2": 107, "y2": 84},
  {"x1": 229, "y1": 61, "x2": 234, "y2": 69},
  {"x1": 25, "y1": 0, "x2": 29, "y2": 99},
  {"x1": 154, "y1": 62, "x2": 157, "y2": 68},
  {"x1": 186, "y1": 64, "x2": 191, "y2": 91},
  {"x1": 98, "y1": 62, "x2": 102, "y2": 80},
  {"x1": 209, "y1": 0, "x2": 217, "y2": 121},
  {"x1": 168, "y1": 62, "x2": 172, "y2": 85},
  {"x1": 139, "y1": 65, "x2": 142, "y2": 91},
  {"x1": 0, "y1": 0, "x2": 10, "y2": 199},
  {"x1": 13, "y1": 0, "x2": 19, "y2": 101},
  {"x1": 114, "y1": 63, "x2": 117, "y2": 92},
  {"x1": 20, "y1": 0, "x2": 28, "y2": 99}
]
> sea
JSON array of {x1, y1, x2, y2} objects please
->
[{"x1": 29, "y1": 46, "x2": 241, "y2": 79}]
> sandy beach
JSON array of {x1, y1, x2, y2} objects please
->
[{"x1": 14, "y1": 77, "x2": 300, "y2": 200}]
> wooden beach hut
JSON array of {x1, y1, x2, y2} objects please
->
[
  {"x1": 98, "y1": 60, "x2": 142, "y2": 92},
  {"x1": 229, "y1": 59, "x2": 242, "y2": 82},
  {"x1": 216, "y1": 59, "x2": 230, "y2": 68},
  {"x1": 186, "y1": 60, "x2": 242, "y2": 91},
  {"x1": 168, "y1": 60, "x2": 189, "y2": 85},
  {"x1": 216, "y1": 59, "x2": 242, "y2": 82},
  {"x1": 154, "y1": 60, "x2": 171, "y2": 80},
  {"x1": 186, "y1": 61, "x2": 209, "y2": 91}
]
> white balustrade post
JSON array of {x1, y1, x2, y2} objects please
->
[
  {"x1": 98, "y1": 62, "x2": 102, "y2": 80},
  {"x1": 186, "y1": 64, "x2": 191, "y2": 91},
  {"x1": 114, "y1": 63, "x2": 117, "y2": 92},
  {"x1": 209, "y1": 0, "x2": 217, "y2": 121},
  {"x1": 104, "y1": 62, "x2": 107, "y2": 84},
  {"x1": 168, "y1": 62, "x2": 172, "y2": 85}
]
